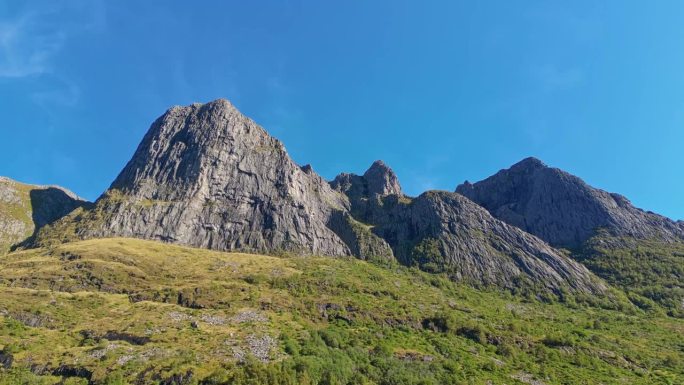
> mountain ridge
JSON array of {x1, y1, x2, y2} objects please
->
[
  {"x1": 23, "y1": 99, "x2": 607, "y2": 295},
  {"x1": 456, "y1": 156, "x2": 684, "y2": 249},
  {"x1": 0, "y1": 177, "x2": 86, "y2": 253}
]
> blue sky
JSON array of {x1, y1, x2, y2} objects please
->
[{"x1": 1, "y1": 1, "x2": 683, "y2": 220}]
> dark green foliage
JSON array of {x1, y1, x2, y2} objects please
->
[
  {"x1": 411, "y1": 238, "x2": 444, "y2": 273},
  {"x1": 1, "y1": 238, "x2": 683, "y2": 384},
  {"x1": 580, "y1": 237, "x2": 684, "y2": 317},
  {"x1": 456, "y1": 325, "x2": 488, "y2": 345}
]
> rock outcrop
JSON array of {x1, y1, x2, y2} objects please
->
[
  {"x1": 332, "y1": 162, "x2": 605, "y2": 293},
  {"x1": 0, "y1": 177, "x2": 86, "y2": 253},
  {"x1": 55, "y1": 100, "x2": 353, "y2": 256},
  {"x1": 456, "y1": 157, "x2": 684, "y2": 248}
]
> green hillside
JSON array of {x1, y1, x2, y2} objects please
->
[
  {"x1": 0, "y1": 238, "x2": 682, "y2": 384},
  {"x1": 579, "y1": 235, "x2": 684, "y2": 318},
  {"x1": 0, "y1": 180, "x2": 35, "y2": 254}
]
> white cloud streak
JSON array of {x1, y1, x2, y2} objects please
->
[{"x1": 0, "y1": 1, "x2": 106, "y2": 108}]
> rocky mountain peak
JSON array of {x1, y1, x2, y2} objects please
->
[
  {"x1": 52, "y1": 99, "x2": 352, "y2": 256},
  {"x1": 510, "y1": 156, "x2": 547, "y2": 171},
  {"x1": 456, "y1": 157, "x2": 684, "y2": 248},
  {"x1": 362, "y1": 160, "x2": 403, "y2": 197},
  {"x1": 29, "y1": 104, "x2": 607, "y2": 295}
]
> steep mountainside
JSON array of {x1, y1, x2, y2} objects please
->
[
  {"x1": 456, "y1": 157, "x2": 684, "y2": 249},
  {"x1": 332, "y1": 163, "x2": 605, "y2": 294},
  {"x1": 30, "y1": 100, "x2": 605, "y2": 295},
  {"x1": 456, "y1": 158, "x2": 684, "y2": 314},
  {"x1": 0, "y1": 177, "x2": 85, "y2": 253},
  {"x1": 35, "y1": 100, "x2": 352, "y2": 256}
]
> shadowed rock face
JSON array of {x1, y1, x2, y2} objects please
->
[
  {"x1": 362, "y1": 160, "x2": 403, "y2": 197},
  {"x1": 332, "y1": 163, "x2": 605, "y2": 293},
  {"x1": 0, "y1": 177, "x2": 86, "y2": 253},
  {"x1": 456, "y1": 157, "x2": 684, "y2": 248},
  {"x1": 331, "y1": 160, "x2": 403, "y2": 223},
  {"x1": 383, "y1": 192, "x2": 605, "y2": 293},
  {"x1": 79, "y1": 99, "x2": 352, "y2": 255}
]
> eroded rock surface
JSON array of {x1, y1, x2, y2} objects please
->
[
  {"x1": 332, "y1": 163, "x2": 605, "y2": 293},
  {"x1": 40, "y1": 100, "x2": 352, "y2": 256},
  {"x1": 31, "y1": 100, "x2": 605, "y2": 294},
  {"x1": 456, "y1": 157, "x2": 684, "y2": 248}
]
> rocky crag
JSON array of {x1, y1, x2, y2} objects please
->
[
  {"x1": 42, "y1": 100, "x2": 352, "y2": 256},
  {"x1": 28, "y1": 99, "x2": 606, "y2": 294},
  {"x1": 0, "y1": 177, "x2": 86, "y2": 253},
  {"x1": 456, "y1": 157, "x2": 684, "y2": 249},
  {"x1": 331, "y1": 163, "x2": 604, "y2": 293}
]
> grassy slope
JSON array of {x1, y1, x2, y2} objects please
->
[
  {"x1": 579, "y1": 236, "x2": 684, "y2": 317},
  {"x1": 0, "y1": 238, "x2": 682, "y2": 385}
]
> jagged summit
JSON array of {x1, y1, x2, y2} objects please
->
[
  {"x1": 111, "y1": 98, "x2": 269, "y2": 195},
  {"x1": 331, "y1": 160, "x2": 403, "y2": 201},
  {"x1": 363, "y1": 160, "x2": 403, "y2": 197},
  {"x1": 456, "y1": 157, "x2": 684, "y2": 248},
  {"x1": 510, "y1": 156, "x2": 547, "y2": 170},
  {"x1": 30, "y1": 103, "x2": 605, "y2": 294},
  {"x1": 330, "y1": 160, "x2": 604, "y2": 294},
  {"x1": 44, "y1": 99, "x2": 352, "y2": 256}
]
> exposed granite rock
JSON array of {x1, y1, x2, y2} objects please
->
[
  {"x1": 370, "y1": 191, "x2": 604, "y2": 293},
  {"x1": 29, "y1": 102, "x2": 604, "y2": 294},
  {"x1": 0, "y1": 177, "x2": 86, "y2": 253},
  {"x1": 332, "y1": 162, "x2": 604, "y2": 293},
  {"x1": 362, "y1": 160, "x2": 403, "y2": 197},
  {"x1": 327, "y1": 211, "x2": 395, "y2": 262},
  {"x1": 456, "y1": 157, "x2": 684, "y2": 248},
  {"x1": 329, "y1": 161, "x2": 400, "y2": 261},
  {"x1": 331, "y1": 160, "x2": 405, "y2": 224},
  {"x1": 36, "y1": 100, "x2": 352, "y2": 256}
]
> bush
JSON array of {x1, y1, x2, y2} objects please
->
[{"x1": 456, "y1": 325, "x2": 487, "y2": 345}]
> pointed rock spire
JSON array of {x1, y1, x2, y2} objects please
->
[
  {"x1": 46, "y1": 99, "x2": 352, "y2": 256},
  {"x1": 362, "y1": 160, "x2": 403, "y2": 197}
]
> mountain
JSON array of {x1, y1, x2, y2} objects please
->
[
  {"x1": 0, "y1": 177, "x2": 86, "y2": 253},
  {"x1": 3, "y1": 101, "x2": 684, "y2": 384},
  {"x1": 331, "y1": 161, "x2": 604, "y2": 294},
  {"x1": 35, "y1": 100, "x2": 352, "y2": 256},
  {"x1": 30, "y1": 100, "x2": 603, "y2": 295},
  {"x1": 456, "y1": 157, "x2": 684, "y2": 249},
  {"x1": 456, "y1": 157, "x2": 684, "y2": 315}
]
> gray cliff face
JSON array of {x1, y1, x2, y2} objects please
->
[
  {"x1": 84, "y1": 99, "x2": 351, "y2": 255},
  {"x1": 456, "y1": 157, "x2": 684, "y2": 248},
  {"x1": 329, "y1": 161, "x2": 400, "y2": 261},
  {"x1": 381, "y1": 192, "x2": 604, "y2": 293},
  {"x1": 31, "y1": 101, "x2": 606, "y2": 294},
  {"x1": 361, "y1": 160, "x2": 403, "y2": 197},
  {"x1": 0, "y1": 177, "x2": 86, "y2": 253},
  {"x1": 332, "y1": 163, "x2": 605, "y2": 293},
  {"x1": 331, "y1": 160, "x2": 404, "y2": 223}
]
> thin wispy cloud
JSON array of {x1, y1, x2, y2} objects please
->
[
  {"x1": 0, "y1": 1, "x2": 106, "y2": 107},
  {"x1": 0, "y1": 13, "x2": 66, "y2": 78}
]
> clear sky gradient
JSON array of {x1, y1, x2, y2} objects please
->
[{"x1": 1, "y1": 1, "x2": 683, "y2": 219}]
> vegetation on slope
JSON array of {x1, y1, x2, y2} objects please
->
[
  {"x1": 0, "y1": 180, "x2": 35, "y2": 254},
  {"x1": 0, "y1": 238, "x2": 682, "y2": 384},
  {"x1": 579, "y1": 235, "x2": 684, "y2": 317}
]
